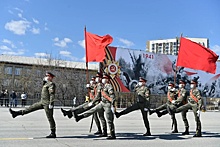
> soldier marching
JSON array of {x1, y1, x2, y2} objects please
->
[{"x1": 8, "y1": 71, "x2": 205, "y2": 139}]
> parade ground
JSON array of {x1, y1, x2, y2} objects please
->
[{"x1": 0, "y1": 107, "x2": 220, "y2": 147}]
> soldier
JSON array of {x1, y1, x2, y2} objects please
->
[
  {"x1": 9, "y1": 72, "x2": 57, "y2": 138},
  {"x1": 115, "y1": 77, "x2": 151, "y2": 136},
  {"x1": 74, "y1": 73, "x2": 116, "y2": 139},
  {"x1": 155, "y1": 79, "x2": 189, "y2": 135},
  {"x1": 172, "y1": 79, "x2": 203, "y2": 137},
  {"x1": 148, "y1": 81, "x2": 179, "y2": 133},
  {"x1": 61, "y1": 72, "x2": 107, "y2": 137}
]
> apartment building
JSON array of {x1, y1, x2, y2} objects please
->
[{"x1": 146, "y1": 37, "x2": 209, "y2": 55}]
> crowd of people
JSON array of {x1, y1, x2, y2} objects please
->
[{"x1": 0, "y1": 89, "x2": 27, "y2": 107}]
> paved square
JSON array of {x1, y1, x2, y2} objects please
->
[{"x1": 0, "y1": 107, "x2": 220, "y2": 147}]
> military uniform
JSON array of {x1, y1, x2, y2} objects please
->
[
  {"x1": 90, "y1": 82, "x2": 107, "y2": 136},
  {"x1": 173, "y1": 79, "x2": 202, "y2": 137},
  {"x1": 9, "y1": 72, "x2": 57, "y2": 138},
  {"x1": 61, "y1": 73, "x2": 107, "y2": 136},
  {"x1": 61, "y1": 75, "x2": 99, "y2": 118},
  {"x1": 174, "y1": 80, "x2": 189, "y2": 135},
  {"x1": 115, "y1": 77, "x2": 151, "y2": 136},
  {"x1": 149, "y1": 82, "x2": 179, "y2": 133},
  {"x1": 74, "y1": 73, "x2": 116, "y2": 139}
]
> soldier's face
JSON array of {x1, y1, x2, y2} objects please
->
[
  {"x1": 95, "y1": 77, "x2": 99, "y2": 83},
  {"x1": 102, "y1": 78, "x2": 107, "y2": 84},
  {"x1": 45, "y1": 75, "x2": 53, "y2": 81},
  {"x1": 190, "y1": 83, "x2": 196, "y2": 89}
]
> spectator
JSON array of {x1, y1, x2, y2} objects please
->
[
  {"x1": 4, "y1": 89, "x2": 9, "y2": 107},
  {"x1": 10, "y1": 90, "x2": 17, "y2": 107},
  {"x1": 0, "y1": 90, "x2": 4, "y2": 106},
  {"x1": 73, "y1": 95, "x2": 77, "y2": 107},
  {"x1": 21, "y1": 92, "x2": 27, "y2": 107}
]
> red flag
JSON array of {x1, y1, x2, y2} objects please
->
[
  {"x1": 85, "y1": 31, "x2": 113, "y2": 62},
  {"x1": 176, "y1": 37, "x2": 219, "y2": 74},
  {"x1": 184, "y1": 70, "x2": 197, "y2": 76}
]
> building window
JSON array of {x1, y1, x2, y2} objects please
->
[
  {"x1": 15, "y1": 67, "x2": 22, "y2": 75},
  {"x1": 25, "y1": 69, "x2": 32, "y2": 76},
  {"x1": 5, "y1": 66, "x2": 12, "y2": 75}
]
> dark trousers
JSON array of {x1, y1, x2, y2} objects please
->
[
  {"x1": 21, "y1": 99, "x2": 26, "y2": 107},
  {"x1": 22, "y1": 101, "x2": 56, "y2": 130},
  {"x1": 4, "y1": 98, "x2": 9, "y2": 107},
  {"x1": 119, "y1": 102, "x2": 150, "y2": 132},
  {"x1": 0, "y1": 98, "x2": 3, "y2": 106}
]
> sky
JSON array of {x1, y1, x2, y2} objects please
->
[{"x1": 0, "y1": 0, "x2": 220, "y2": 62}]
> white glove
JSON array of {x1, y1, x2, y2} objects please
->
[
  {"x1": 49, "y1": 104, "x2": 54, "y2": 109},
  {"x1": 86, "y1": 84, "x2": 90, "y2": 88},
  {"x1": 197, "y1": 110, "x2": 200, "y2": 117},
  {"x1": 144, "y1": 108, "x2": 148, "y2": 112},
  {"x1": 111, "y1": 106, "x2": 115, "y2": 114},
  {"x1": 172, "y1": 100, "x2": 176, "y2": 104},
  {"x1": 88, "y1": 102, "x2": 93, "y2": 107}
]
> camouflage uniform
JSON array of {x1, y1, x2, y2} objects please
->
[{"x1": 115, "y1": 77, "x2": 151, "y2": 136}]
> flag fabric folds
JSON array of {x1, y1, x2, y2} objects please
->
[
  {"x1": 85, "y1": 31, "x2": 113, "y2": 62},
  {"x1": 176, "y1": 37, "x2": 219, "y2": 74}
]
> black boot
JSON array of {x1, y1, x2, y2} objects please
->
[
  {"x1": 143, "y1": 129, "x2": 151, "y2": 136},
  {"x1": 46, "y1": 129, "x2": 56, "y2": 138},
  {"x1": 107, "y1": 131, "x2": 116, "y2": 139},
  {"x1": 157, "y1": 110, "x2": 168, "y2": 118},
  {"x1": 193, "y1": 130, "x2": 202, "y2": 137},
  {"x1": 9, "y1": 108, "x2": 22, "y2": 118},
  {"x1": 172, "y1": 129, "x2": 178, "y2": 133},
  {"x1": 94, "y1": 129, "x2": 102, "y2": 135},
  {"x1": 99, "y1": 129, "x2": 107, "y2": 137},
  {"x1": 115, "y1": 112, "x2": 121, "y2": 118},
  {"x1": 182, "y1": 127, "x2": 189, "y2": 135},
  {"x1": 148, "y1": 108, "x2": 156, "y2": 115},
  {"x1": 75, "y1": 114, "x2": 84, "y2": 122},
  {"x1": 171, "y1": 118, "x2": 178, "y2": 133},
  {"x1": 61, "y1": 108, "x2": 73, "y2": 119}
]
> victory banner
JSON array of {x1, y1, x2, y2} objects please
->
[{"x1": 100, "y1": 46, "x2": 220, "y2": 98}]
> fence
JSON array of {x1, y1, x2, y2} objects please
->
[{"x1": 1, "y1": 95, "x2": 220, "y2": 111}]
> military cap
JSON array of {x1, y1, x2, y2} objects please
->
[
  {"x1": 102, "y1": 73, "x2": 111, "y2": 79},
  {"x1": 168, "y1": 81, "x2": 174, "y2": 86},
  {"x1": 179, "y1": 79, "x2": 186, "y2": 84},
  {"x1": 46, "y1": 71, "x2": 55, "y2": 77},
  {"x1": 191, "y1": 79, "x2": 198, "y2": 84},
  {"x1": 139, "y1": 77, "x2": 147, "y2": 82},
  {"x1": 96, "y1": 72, "x2": 103, "y2": 77}
]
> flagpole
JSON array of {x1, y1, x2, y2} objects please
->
[
  {"x1": 174, "y1": 34, "x2": 183, "y2": 86},
  {"x1": 84, "y1": 26, "x2": 90, "y2": 91}
]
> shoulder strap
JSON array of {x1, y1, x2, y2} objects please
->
[
  {"x1": 167, "y1": 92, "x2": 173, "y2": 102},
  {"x1": 190, "y1": 89, "x2": 198, "y2": 103}
]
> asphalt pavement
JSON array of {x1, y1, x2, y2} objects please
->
[{"x1": 0, "y1": 106, "x2": 220, "y2": 147}]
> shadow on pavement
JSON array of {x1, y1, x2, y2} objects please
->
[{"x1": 33, "y1": 132, "x2": 220, "y2": 140}]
